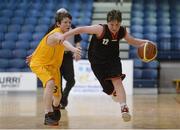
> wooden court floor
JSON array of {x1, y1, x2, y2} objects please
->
[{"x1": 0, "y1": 88, "x2": 180, "y2": 129}]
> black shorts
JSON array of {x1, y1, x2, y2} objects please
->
[{"x1": 90, "y1": 60, "x2": 126, "y2": 95}]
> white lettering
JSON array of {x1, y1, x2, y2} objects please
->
[{"x1": 102, "y1": 39, "x2": 109, "y2": 45}]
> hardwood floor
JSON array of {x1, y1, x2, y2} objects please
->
[{"x1": 0, "y1": 88, "x2": 180, "y2": 129}]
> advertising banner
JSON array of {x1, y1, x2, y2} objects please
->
[
  {"x1": 0, "y1": 72, "x2": 37, "y2": 91},
  {"x1": 63, "y1": 60, "x2": 133, "y2": 95}
]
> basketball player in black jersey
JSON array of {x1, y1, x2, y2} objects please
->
[{"x1": 58, "y1": 9, "x2": 150, "y2": 122}]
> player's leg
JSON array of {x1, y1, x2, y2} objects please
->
[
  {"x1": 91, "y1": 68, "x2": 131, "y2": 121},
  {"x1": 108, "y1": 60, "x2": 131, "y2": 122},
  {"x1": 44, "y1": 79, "x2": 59, "y2": 125},
  {"x1": 52, "y1": 69, "x2": 61, "y2": 121},
  {"x1": 60, "y1": 53, "x2": 75, "y2": 108},
  {"x1": 108, "y1": 74, "x2": 126, "y2": 102},
  {"x1": 92, "y1": 60, "x2": 131, "y2": 122},
  {"x1": 52, "y1": 95, "x2": 61, "y2": 122},
  {"x1": 111, "y1": 78, "x2": 131, "y2": 122},
  {"x1": 30, "y1": 66, "x2": 58, "y2": 125},
  {"x1": 90, "y1": 63, "x2": 120, "y2": 102},
  {"x1": 90, "y1": 63, "x2": 114, "y2": 95}
]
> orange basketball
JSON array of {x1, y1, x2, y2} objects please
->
[{"x1": 137, "y1": 42, "x2": 157, "y2": 62}]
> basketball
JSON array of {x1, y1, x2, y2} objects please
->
[{"x1": 137, "y1": 42, "x2": 157, "y2": 62}]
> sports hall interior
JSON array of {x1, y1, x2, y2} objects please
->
[{"x1": 0, "y1": 0, "x2": 180, "y2": 129}]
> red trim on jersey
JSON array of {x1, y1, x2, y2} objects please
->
[
  {"x1": 104, "y1": 74, "x2": 126, "y2": 81},
  {"x1": 110, "y1": 31, "x2": 118, "y2": 40}
]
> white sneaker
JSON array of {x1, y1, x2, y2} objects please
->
[{"x1": 121, "y1": 105, "x2": 131, "y2": 122}]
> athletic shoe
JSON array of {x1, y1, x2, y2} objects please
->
[
  {"x1": 44, "y1": 112, "x2": 58, "y2": 126},
  {"x1": 60, "y1": 104, "x2": 66, "y2": 109},
  {"x1": 121, "y1": 105, "x2": 131, "y2": 122},
  {"x1": 60, "y1": 97, "x2": 68, "y2": 109},
  {"x1": 52, "y1": 105, "x2": 61, "y2": 121}
]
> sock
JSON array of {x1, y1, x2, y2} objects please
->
[
  {"x1": 53, "y1": 104, "x2": 60, "y2": 110},
  {"x1": 45, "y1": 108, "x2": 53, "y2": 114},
  {"x1": 120, "y1": 102, "x2": 127, "y2": 108}
]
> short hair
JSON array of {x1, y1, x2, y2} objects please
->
[
  {"x1": 55, "y1": 12, "x2": 72, "y2": 23},
  {"x1": 107, "y1": 10, "x2": 122, "y2": 22}
]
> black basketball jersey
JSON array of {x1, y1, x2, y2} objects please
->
[{"x1": 88, "y1": 24, "x2": 126, "y2": 64}]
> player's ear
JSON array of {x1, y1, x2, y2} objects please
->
[{"x1": 56, "y1": 22, "x2": 61, "y2": 27}]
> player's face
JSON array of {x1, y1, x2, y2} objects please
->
[
  {"x1": 59, "y1": 17, "x2": 71, "y2": 33},
  {"x1": 107, "y1": 20, "x2": 121, "y2": 34}
]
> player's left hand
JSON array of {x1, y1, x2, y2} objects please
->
[{"x1": 25, "y1": 55, "x2": 32, "y2": 65}]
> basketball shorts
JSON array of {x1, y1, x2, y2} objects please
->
[
  {"x1": 90, "y1": 60, "x2": 126, "y2": 95},
  {"x1": 30, "y1": 65, "x2": 61, "y2": 97}
]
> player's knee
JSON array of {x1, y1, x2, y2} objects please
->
[
  {"x1": 46, "y1": 80, "x2": 55, "y2": 90},
  {"x1": 72, "y1": 79, "x2": 75, "y2": 86}
]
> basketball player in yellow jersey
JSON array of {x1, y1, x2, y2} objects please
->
[{"x1": 29, "y1": 12, "x2": 81, "y2": 126}]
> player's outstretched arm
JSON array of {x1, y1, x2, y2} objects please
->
[
  {"x1": 60, "y1": 25, "x2": 103, "y2": 41},
  {"x1": 46, "y1": 32, "x2": 81, "y2": 58},
  {"x1": 63, "y1": 40, "x2": 81, "y2": 57},
  {"x1": 124, "y1": 32, "x2": 149, "y2": 47}
]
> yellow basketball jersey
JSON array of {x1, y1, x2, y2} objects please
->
[{"x1": 30, "y1": 28, "x2": 64, "y2": 67}]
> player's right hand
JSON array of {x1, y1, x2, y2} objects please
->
[
  {"x1": 73, "y1": 47, "x2": 81, "y2": 61},
  {"x1": 73, "y1": 47, "x2": 82, "y2": 61}
]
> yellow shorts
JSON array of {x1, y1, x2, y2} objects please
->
[{"x1": 30, "y1": 65, "x2": 61, "y2": 97}]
